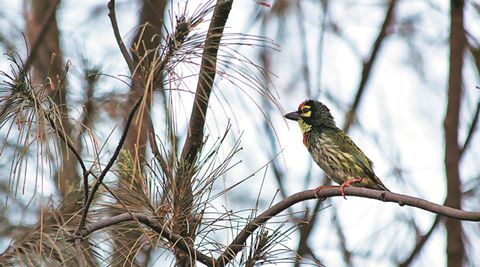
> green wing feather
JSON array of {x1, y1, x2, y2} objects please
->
[
  {"x1": 331, "y1": 128, "x2": 389, "y2": 191},
  {"x1": 332, "y1": 130, "x2": 375, "y2": 176}
]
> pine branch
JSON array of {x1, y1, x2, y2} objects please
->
[
  {"x1": 76, "y1": 96, "x2": 143, "y2": 232},
  {"x1": 77, "y1": 212, "x2": 216, "y2": 267}
]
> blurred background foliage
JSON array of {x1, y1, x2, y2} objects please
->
[{"x1": 0, "y1": 0, "x2": 479, "y2": 266}]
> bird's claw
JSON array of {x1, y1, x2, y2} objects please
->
[{"x1": 339, "y1": 178, "x2": 363, "y2": 199}]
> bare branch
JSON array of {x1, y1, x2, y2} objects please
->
[
  {"x1": 398, "y1": 214, "x2": 443, "y2": 267},
  {"x1": 107, "y1": 0, "x2": 135, "y2": 74},
  {"x1": 459, "y1": 101, "x2": 480, "y2": 159},
  {"x1": 343, "y1": 0, "x2": 398, "y2": 131},
  {"x1": 180, "y1": 0, "x2": 233, "y2": 163},
  {"x1": 216, "y1": 187, "x2": 480, "y2": 267},
  {"x1": 46, "y1": 115, "x2": 89, "y2": 202},
  {"x1": 78, "y1": 212, "x2": 216, "y2": 267},
  {"x1": 77, "y1": 96, "x2": 143, "y2": 231},
  {"x1": 460, "y1": 43, "x2": 480, "y2": 159}
]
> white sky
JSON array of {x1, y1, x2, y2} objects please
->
[{"x1": 1, "y1": 0, "x2": 479, "y2": 266}]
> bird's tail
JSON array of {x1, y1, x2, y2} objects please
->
[{"x1": 371, "y1": 176, "x2": 390, "y2": 192}]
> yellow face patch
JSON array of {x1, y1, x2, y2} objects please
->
[
  {"x1": 300, "y1": 105, "x2": 312, "y2": 117},
  {"x1": 297, "y1": 119, "x2": 312, "y2": 134}
]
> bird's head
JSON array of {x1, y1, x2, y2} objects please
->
[{"x1": 284, "y1": 100, "x2": 336, "y2": 133}]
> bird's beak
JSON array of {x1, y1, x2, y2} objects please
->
[{"x1": 284, "y1": 111, "x2": 301, "y2": 121}]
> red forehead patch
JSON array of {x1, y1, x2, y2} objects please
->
[{"x1": 298, "y1": 101, "x2": 307, "y2": 110}]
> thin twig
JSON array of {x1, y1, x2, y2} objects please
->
[
  {"x1": 459, "y1": 41, "x2": 480, "y2": 159},
  {"x1": 76, "y1": 96, "x2": 143, "y2": 231},
  {"x1": 46, "y1": 115, "x2": 88, "y2": 176},
  {"x1": 295, "y1": 1, "x2": 312, "y2": 96},
  {"x1": 107, "y1": 0, "x2": 135, "y2": 74},
  {"x1": 398, "y1": 214, "x2": 443, "y2": 267},
  {"x1": 78, "y1": 212, "x2": 216, "y2": 267},
  {"x1": 216, "y1": 187, "x2": 480, "y2": 266},
  {"x1": 332, "y1": 206, "x2": 352, "y2": 267},
  {"x1": 342, "y1": 0, "x2": 397, "y2": 132},
  {"x1": 147, "y1": 116, "x2": 169, "y2": 173},
  {"x1": 46, "y1": 115, "x2": 90, "y2": 203},
  {"x1": 459, "y1": 101, "x2": 480, "y2": 159},
  {"x1": 22, "y1": 0, "x2": 60, "y2": 73}
]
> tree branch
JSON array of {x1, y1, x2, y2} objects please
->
[
  {"x1": 77, "y1": 212, "x2": 216, "y2": 267},
  {"x1": 459, "y1": 101, "x2": 480, "y2": 159},
  {"x1": 76, "y1": 96, "x2": 143, "y2": 231},
  {"x1": 107, "y1": 0, "x2": 135, "y2": 74},
  {"x1": 180, "y1": 0, "x2": 233, "y2": 163},
  {"x1": 398, "y1": 214, "x2": 443, "y2": 267},
  {"x1": 46, "y1": 114, "x2": 89, "y2": 203},
  {"x1": 460, "y1": 43, "x2": 480, "y2": 159},
  {"x1": 342, "y1": 0, "x2": 397, "y2": 132},
  {"x1": 216, "y1": 187, "x2": 480, "y2": 267}
]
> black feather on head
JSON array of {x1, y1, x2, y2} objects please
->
[{"x1": 300, "y1": 100, "x2": 336, "y2": 128}]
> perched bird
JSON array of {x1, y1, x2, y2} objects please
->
[{"x1": 284, "y1": 99, "x2": 389, "y2": 198}]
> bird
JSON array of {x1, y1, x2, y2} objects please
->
[{"x1": 284, "y1": 99, "x2": 389, "y2": 198}]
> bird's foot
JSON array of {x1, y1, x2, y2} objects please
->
[
  {"x1": 314, "y1": 185, "x2": 336, "y2": 199},
  {"x1": 339, "y1": 178, "x2": 363, "y2": 199}
]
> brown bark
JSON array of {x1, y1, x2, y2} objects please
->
[{"x1": 444, "y1": 0, "x2": 466, "y2": 266}]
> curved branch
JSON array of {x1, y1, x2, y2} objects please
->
[
  {"x1": 216, "y1": 187, "x2": 480, "y2": 266},
  {"x1": 78, "y1": 212, "x2": 215, "y2": 267}
]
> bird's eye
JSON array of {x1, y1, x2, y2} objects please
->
[{"x1": 301, "y1": 105, "x2": 312, "y2": 117}]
